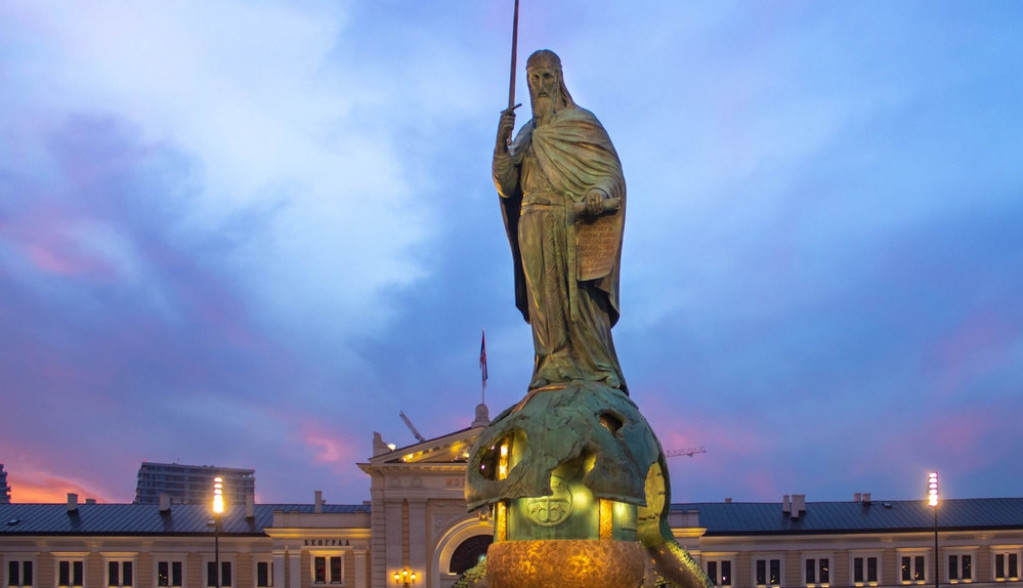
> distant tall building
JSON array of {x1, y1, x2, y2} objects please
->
[
  {"x1": 134, "y1": 461, "x2": 255, "y2": 505},
  {"x1": 0, "y1": 463, "x2": 10, "y2": 503}
]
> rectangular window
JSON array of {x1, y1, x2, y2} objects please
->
[
  {"x1": 314, "y1": 558, "x2": 325, "y2": 584},
  {"x1": 853, "y1": 556, "x2": 879, "y2": 585},
  {"x1": 256, "y1": 563, "x2": 272, "y2": 588},
  {"x1": 756, "y1": 559, "x2": 781, "y2": 587},
  {"x1": 901, "y1": 555, "x2": 927, "y2": 583},
  {"x1": 58, "y1": 562, "x2": 84, "y2": 588},
  {"x1": 706, "y1": 560, "x2": 732, "y2": 587},
  {"x1": 206, "y1": 562, "x2": 232, "y2": 587},
  {"x1": 312, "y1": 557, "x2": 342, "y2": 585},
  {"x1": 157, "y1": 562, "x2": 183, "y2": 588},
  {"x1": 948, "y1": 554, "x2": 973, "y2": 583},
  {"x1": 108, "y1": 562, "x2": 133, "y2": 587},
  {"x1": 8, "y1": 562, "x2": 33, "y2": 587},
  {"x1": 806, "y1": 558, "x2": 830, "y2": 586},
  {"x1": 329, "y1": 559, "x2": 340, "y2": 585},
  {"x1": 995, "y1": 553, "x2": 1020, "y2": 581}
]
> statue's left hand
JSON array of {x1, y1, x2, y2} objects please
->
[{"x1": 584, "y1": 188, "x2": 608, "y2": 217}]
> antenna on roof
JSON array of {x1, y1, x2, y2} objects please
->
[{"x1": 399, "y1": 411, "x2": 426, "y2": 443}]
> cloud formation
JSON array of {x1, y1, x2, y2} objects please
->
[{"x1": 2, "y1": 1, "x2": 1022, "y2": 505}]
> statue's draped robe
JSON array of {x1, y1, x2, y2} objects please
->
[{"x1": 493, "y1": 106, "x2": 627, "y2": 392}]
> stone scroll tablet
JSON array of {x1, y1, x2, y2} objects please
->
[{"x1": 575, "y1": 209, "x2": 623, "y2": 281}]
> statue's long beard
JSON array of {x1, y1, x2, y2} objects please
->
[{"x1": 531, "y1": 95, "x2": 554, "y2": 122}]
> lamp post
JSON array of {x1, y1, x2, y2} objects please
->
[
  {"x1": 213, "y1": 476, "x2": 224, "y2": 588},
  {"x1": 392, "y1": 568, "x2": 417, "y2": 588},
  {"x1": 929, "y1": 472, "x2": 939, "y2": 588}
]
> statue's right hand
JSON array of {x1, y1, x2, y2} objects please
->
[{"x1": 496, "y1": 105, "x2": 520, "y2": 151}]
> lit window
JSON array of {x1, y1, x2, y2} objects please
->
[
  {"x1": 157, "y1": 561, "x2": 183, "y2": 588},
  {"x1": 313, "y1": 557, "x2": 342, "y2": 585},
  {"x1": 948, "y1": 554, "x2": 973, "y2": 583},
  {"x1": 994, "y1": 552, "x2": 1020, "y2": 581},
  {"x1": 7, "y1": 561, "x2": 33, "y2": 588},
  {"x1": 206, "y1": 562, "x2": 232, "y2": 587},
  {"x1": 756, "y1": 559, "x2": 781, "y2": 587},
  {"x1": 852, "y1": 556, "x2": 880, "y2": 586},
  {"x1": 901, "y1": 555, "x2": 927, "y2": 584},
  {"x1": 107, "y1": 562, "x2": 133, "y2": 587},
  {"x1": 57, "y1": 561, "x2": 84, "y2": 588},
  {"x1": 805, "y1": 558, "x2": 830, "y2": 587},
  {"x1": 706, "y1": 559, "x2": 732, "y2": 587}
]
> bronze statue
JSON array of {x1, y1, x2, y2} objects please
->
[
  {"x1": 492, "y1": 49, "x2": 627, "y2": 393},
  {"x1": 466, "y1": 48, "x2": 711, "y2": 588}
]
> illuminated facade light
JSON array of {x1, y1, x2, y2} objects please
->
[
  {"x1": 928, "y1": 472, "x2": 939, "y2": 507},
  {"x1": 392, "y1": 568, "x2": 416, "y2": 587},
  {"x1": 497, "y1": 442, "x2": 509, "y2": 479},
  {"x1": 213, "y1": 477, "x2": 224, "y2": 515}
]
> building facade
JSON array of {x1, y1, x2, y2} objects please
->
[
  {"x1": 134, "y1": 463, "x2": 256, "y2": 506},
  {"x1": 0, "y1": 464, "x2": 10, "y2": 504},
  {"x1": 3, "y1": 423, "x2": 1022, "y2": 588}
]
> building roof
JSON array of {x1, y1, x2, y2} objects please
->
[
  {"x1": 673, "y1": 497, "x2": 1023, "y2": 535},
  {"x1": 0, "y1": 503, "x2": 369, "y2": 536},
  {"x1": 4, "y1": 498, "x2": 1021, "y2": 537},
  {"x1": 137, "y1": 462, "x2": 256, "y2": 475}
]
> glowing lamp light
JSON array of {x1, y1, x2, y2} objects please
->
[
  {"x1": 213, "y1": 476, "x2": 225, "y2": 515},
  {"x1": 498, "y1": 442, "x2": 509, "y2": 479},
  {"x1": 392, "y1": 568, "x2": 416, "y2": 587},
  {"x1": 927, "y1": 472, "x2": 939, "y2": 507}
]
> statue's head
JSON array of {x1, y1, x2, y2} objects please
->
[{"x1": 526, "y1": 49, "x2": 574, "y2": 123}]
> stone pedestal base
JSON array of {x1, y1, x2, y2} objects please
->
[{"x1": 486, "y1": 539, "x2": 645, "y2": 588}]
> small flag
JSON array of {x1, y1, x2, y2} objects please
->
[{"x1": 479, "y1": 329, "x2": 488, "y2": 387}]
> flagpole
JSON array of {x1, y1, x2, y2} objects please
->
[{"x1": 480, "y1": 329, "x2": 488, "y2": 406}]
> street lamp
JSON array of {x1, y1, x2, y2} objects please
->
[
  {"x1": 928, "y1": 472, "x2": 939, "y2": 588},
  {"x1": 392, "y1": 568, "x2": 417, "y2": 587},
  {"x1": 213, "y1": 476, "x2": 224, "y2": 588}
]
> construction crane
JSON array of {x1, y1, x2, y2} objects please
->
[
  {"x1": 399, "y1": 411, "x2": 426, "y2": 443},
  {"x1": 665, "y1": 446, "x2": 707, "y2": 458}
]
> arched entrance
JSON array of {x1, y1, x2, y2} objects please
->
[
  {"x1": 448, "y1": 534, "x2": 493, "y2": 575},
  {"x1": 432, "y1": 516, "x2": 494, "y2": 587}
]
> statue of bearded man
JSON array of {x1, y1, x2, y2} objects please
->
[{"x1": 492, "y1": 49, "x2": 627, "y2": 393}]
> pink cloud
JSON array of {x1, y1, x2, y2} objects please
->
[
  {"x1": 2, "y1": 205, "x2": 116, "y2": 279},
  {"x1": 1, "y1": 452, "x2": 113, "y2": 504},
  {"x1": 299, "y1": 422, "x2": 356, "y2": 473},
  {"x1": 9, "y1": 475, "x2": 106, "y2": 504}
]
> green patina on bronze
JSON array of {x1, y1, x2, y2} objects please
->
[
  {"x1": 493, "y1": 49, "x2": 627, "y2": 393},
  {"x1": 466, "y1": 381, "x2": 660, "y2": 513}
]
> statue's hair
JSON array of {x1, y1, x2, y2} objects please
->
[{"x1": 526, "y1": 49, "x2": 575, "y2": 110}]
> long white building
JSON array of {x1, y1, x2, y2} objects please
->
[{"x1": 2, "y1": 419, "x2": 1022, "y2": 588}]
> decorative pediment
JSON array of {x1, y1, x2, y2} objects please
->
[{"x1": 363, "y1": 426, "x2": 484, "y2": 467}]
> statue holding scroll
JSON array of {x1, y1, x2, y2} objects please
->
[
  {"x1": 492, "y1": 49, "x2": 627, "y2": 393},
  {"x1": 467, "y1": 46, "x2": 711, "y2": 588}
]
